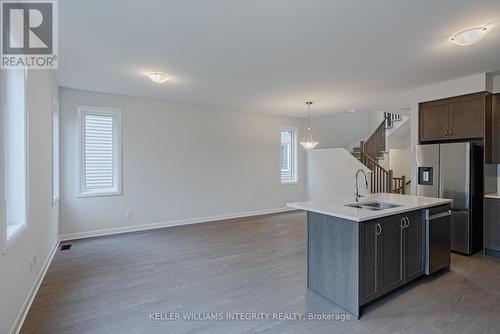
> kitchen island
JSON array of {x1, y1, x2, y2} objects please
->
[
  {"x1": 287, "y1": 193, "x2": 452, "y2": 318},
  {"x1": 485, "y1": 193, "x2": 500, "y2": 257}
]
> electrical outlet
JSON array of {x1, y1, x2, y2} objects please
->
[{"x1": 126, "y1": 209, "x2": 133, "y2": 219}]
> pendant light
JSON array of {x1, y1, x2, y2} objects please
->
[{"x1": 300, "y1": 101, "x2": 319, "y2": 149}]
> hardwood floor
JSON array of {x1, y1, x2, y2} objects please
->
[{"x1": 22, "y1": 211, "x2": 500, "y2": 334}]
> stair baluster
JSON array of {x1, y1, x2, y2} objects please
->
[{"x1": 356, "y1": 116, "x2": 409, "y2": 194}]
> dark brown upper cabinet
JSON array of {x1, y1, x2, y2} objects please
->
[
  {"x1": 419, "y1": 92, "x2": 490, "y2": 143},
  {"x1": 419, "y1": 103, "x2": 449, "y2": 141},
  {"x1": 449, "y1": 98, "x2": 485, "y2": 139},
  {"x1": 487, "y1": 94, "x2": 500, "y2": 164}
]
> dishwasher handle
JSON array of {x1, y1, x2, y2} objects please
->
[{"x1": 428, "y1": 210, "x2": 451, "y2": 221}]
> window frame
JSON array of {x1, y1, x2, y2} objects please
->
[
  {"x1": 279, "y1": 126, "x2": 299, "y2": 185},
  {"x1": 52, "y1": 95, "x2": 60, "y2": 205},
  {"x1": 76, "y1": 105, "x2": 122, "y2": 198},
  {"x1": 1, "y1": 68, "x2": 29, "y2": 253}
]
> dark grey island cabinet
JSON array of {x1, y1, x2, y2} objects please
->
[
  {"x1": 359, "y1": 210, "x2": 424, "y2": 305},
  {"x1": 485, "y1": 197, "x2": 500, "y2": 255},
  {"x1": 307, "y1": 209, "x2": 425, "y2": 318}
]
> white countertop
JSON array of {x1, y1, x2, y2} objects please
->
[
  {"x1": 287, "y1": 193, "x2": 452, "y2": 222},
  {"x1": 485, "y1": 193, "x2": 500, "y2": 200}
]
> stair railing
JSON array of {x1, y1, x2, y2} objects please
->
[
  {"x1": 358, "y1": 116, "x2": 411, "y2": 194},
  {"x1": 384, "y1": 112, "x2": 402, "y2": 128},
  {"x1": 392, "y1": 176, "x2": 407, "y2": 195},
  {"x1": 362, "y1": 119, "x2": 386, "y2": 161},
  {"x1": 359, "y1": 149, "x2": 394, "y2": 193}
]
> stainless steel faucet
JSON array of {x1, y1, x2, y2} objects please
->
[{"x1": 354, "y1": 169, "x2": 369, "y2": 202}]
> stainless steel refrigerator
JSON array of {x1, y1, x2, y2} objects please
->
[{"x1": 416, "y1": 142, "x2": 483, "y2": 255}]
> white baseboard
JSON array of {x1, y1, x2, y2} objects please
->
[
  {"x1": 10, "y1": 240, "x2": 60, "y2": 334},
  {"x1": 59, "y1": 207, "x2": 297, "y2": 241}
]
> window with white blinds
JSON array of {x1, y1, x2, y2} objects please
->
[
  {"x1": 2, "y1": 68, "x2": 28, "y2": 243},
  {"x1": 52, "y1": 96, "x2": 60, "y2": 205},
  {"x1": 280, "y1": 128, "x2": 298, "y2": 184},
  {"x1": 77, "y1": 107, "x2": 121, "y2": 197}
]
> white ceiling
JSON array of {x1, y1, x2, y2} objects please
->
[{"x1": 57, "y1": 0, "x2": 500, "y2": 117}]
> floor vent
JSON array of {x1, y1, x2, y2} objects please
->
[{"x1": 60, "y1": 244, "x2": 72, "y2": 251}]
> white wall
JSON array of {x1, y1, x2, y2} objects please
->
[
  {"x1": 0, "y1": 70, "x2": 59, "y2": 334},
  {"x1": 59, "y1": 88, "x2": 306, "y2": 237},
  {"x1": 490, "y1": 73, "x2": 500, "y2": 94},
  {"x1": 387, "y1": 131, "x2": 411, "y2": 180},
  {"x1": 408, "y1": 73, "x2": 488, "y2": 194},
  {"x1": 311, "y1": 110, "x2": 383, "y2": 150},
  {"x1": 389, "y1": 149, "x2": 411, "y2": 179},
  {"x1": 387, "y1": 132, "x2": 410, "y2": 150},
  {"x1": 307, "y1": 148, "x2": 371, "y2": 201}
]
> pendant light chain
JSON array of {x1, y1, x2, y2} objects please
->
[{"x1": 307, "y1": 103, "x2": 311, "y2": 130}]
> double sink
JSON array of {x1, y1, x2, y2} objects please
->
[{"x1": 345, "y1": 201, "x2": 402, "y2": 211}]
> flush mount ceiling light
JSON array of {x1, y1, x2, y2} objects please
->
[
  {"x1": 450, "y1": 27, "x2": 489, "y2": 46},
  {"x1": 300, "y1": 101, "x2": 319, "y2": 150},
  {"x1": 147, "y1": 72, "x2": 169, "y2": 83}
]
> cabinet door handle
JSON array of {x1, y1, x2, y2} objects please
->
[
  {"x1": 376, "y1": 223, "x2": 382, "y2": 236},
  {"x1": 449, "y1": 129, "x2": 452, "y2": 136},
  {"x1": 405, "y1": 217, "x2": 410, "y2": 228},
  {"x1": 444, "y1": 129, "x2": 448, "y2": 136},
  {"x1": 400, "y1": 218, "x2": 405, "y2": 229}
]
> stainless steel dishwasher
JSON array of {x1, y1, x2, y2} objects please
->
[{"x1": 424, "y1": 206, "x2": 452, "y2": 275}]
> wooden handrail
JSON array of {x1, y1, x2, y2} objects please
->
[
  {"x1": 363, "y1": 119, "x2": 387, "y2": 160},
  {"x1": 359, "y1": 148, "x2": 384, "y2": 170},
  {"x1": 359, "y1": 147, "x2": 393, "y2": 194}
]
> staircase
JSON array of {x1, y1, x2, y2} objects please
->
[
  {"x1": 384, "y1": 112, "x2": 403, "y2": 129},
  {"x1": 351, "y1": 113, "x2": 410, "y2": 194}
]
